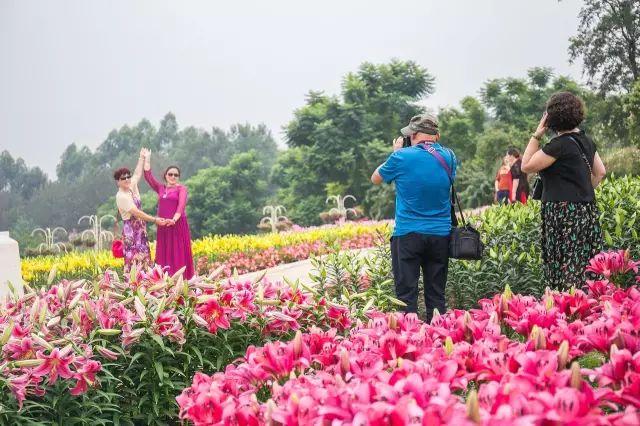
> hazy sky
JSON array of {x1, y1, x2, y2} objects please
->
[{"x1": 1, "y1": 0, "x2": 584, "y2": 177}]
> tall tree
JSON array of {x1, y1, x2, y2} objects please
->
[
  {"x1": 280, "y1": 60, "x2": 435, "y2": 224},
  {"x1": 186, "y1": 150, "x2": 270, "y2": 237},
  {"x1": 568, "y1": 0, "x2": 640, "y2": 93},
  {"x1": 56, "y1": 143, "x2": 94, "y2": 182}
]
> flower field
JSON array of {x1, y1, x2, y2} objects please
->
[
  {"x1": 0, "y1": 249, "x2": 398, "y2": 424},
  {"x1": 2, "y1": 249, "x2": 640, "y2": 424},
  {"x1": 178, "y1": 250, "x2": 640, "y2": 425},
  {"x1": 21, "y1": 221, "x2": 390, "y2": 286}
]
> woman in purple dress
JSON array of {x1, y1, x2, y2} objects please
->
[
  {"x1": 114, "y1": 149, "x2": 165, "y2": 274},
  {"x1": 143, "y1": 153, "x2": 195, "y2": 279}
]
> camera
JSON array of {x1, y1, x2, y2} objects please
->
[{"x1": 402, "y1": 136, "x2": 412, "y2": 148}]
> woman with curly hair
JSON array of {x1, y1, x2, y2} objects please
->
[{"x1": 521, "y1": 92, "x2": 607, "y2": 289}]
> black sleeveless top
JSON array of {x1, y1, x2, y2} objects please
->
[{"x1": 540, "y1": 130, "x2": 597, "y2": 203}]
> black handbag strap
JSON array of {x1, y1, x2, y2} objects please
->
[
  {"x1": 566, "y1": 135, "x2": 593, "y2": 176},
  {"x1": 416, "y1": 143, "x2": 467, "y2": 227}
]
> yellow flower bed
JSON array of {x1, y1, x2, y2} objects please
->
[
  {"x1": 21, "y1": 221, "x2": 390, "y2": 285},
  {"x1": 192, "y1": 221, "x2": 390, "y2": 260}
]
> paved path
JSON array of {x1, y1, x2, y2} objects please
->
[
  {"x1": 236, "y1": 205, "x2": 490, "y2": 285},
  {"x1": 236, "y1": 248, "x2": 374, "y2": 286}
]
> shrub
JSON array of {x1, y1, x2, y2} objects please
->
[
  {"x1": 603, "y1": 147, "x2": 640, "y2": 177},
  {"x1": 447, "y1": 176, "x2": 640, "y2": 309}
]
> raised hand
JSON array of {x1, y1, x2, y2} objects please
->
[
  {"x1": 534, "y1": 112, "x2": 548, "y2": 139},
  {"x1": 393, "y1": 137, "x2": 404, "y2": 152}
]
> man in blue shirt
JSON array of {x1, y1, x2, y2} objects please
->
[{"x1": 371, "y1": 113, "x2": 456, "y2": 322}]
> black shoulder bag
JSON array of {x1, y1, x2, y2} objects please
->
[{"x1": 417, "y1": 144, "x2": 484, "y2": 260}]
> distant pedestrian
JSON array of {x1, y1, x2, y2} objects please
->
[
  {"x1": 494, "y1": 157, "x2": 513, "y2": 204},
  {"x1": 506, "y1": 148, "x2": 529, "y2": 204}
]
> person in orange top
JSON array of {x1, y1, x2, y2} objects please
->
[{"x1": 494, "y1": 157, "x2": 513, "y2": 204}]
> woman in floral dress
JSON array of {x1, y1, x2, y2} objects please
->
[
  {"x1": 114, "y1": 148, "x2": 165, "y2": 274},
  {"x1": 521, "y1": 92, "x2": 607, "y2": 289}
]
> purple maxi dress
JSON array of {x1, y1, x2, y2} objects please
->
[{"x1": 144, "y1": 170, "x2": 195, "y2": 279}]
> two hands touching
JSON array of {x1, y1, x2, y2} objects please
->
[
  {"x1": 139, "y1": 148, "x2": 181, "y2": 228},
  {"x1": 155, "y1": 217, "x2": 177, "y2": 227}
]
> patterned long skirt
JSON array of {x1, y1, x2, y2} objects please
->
[
  {"x1": 122, "y1": 217, "x2": 152, "y2": 275},
  {"x1": 541, "y1": 201, "x2": 602, "y2": 290}
]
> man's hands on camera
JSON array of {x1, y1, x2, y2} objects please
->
[{"x1": 393, "y1": 137, "x2": 404, "y2": 152}]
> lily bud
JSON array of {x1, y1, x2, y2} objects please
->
[
  {"x1": 38, "y1": 303, "x2": 47, "y2": 324},
  {"x1": 535, "y1": 328, "x2": 547, "y2": 350},
  {"x1": 1, "y1": 320, "x2": 15, "y2": 346},
  {"x1": 544, "y1": 296, "x2": 554, "y2": 311},
  {"x1": 610, "y1": 344, "x2": 619, "y2": 358},
  {"x1": 557, "y1": 340, "x2": 570, "y2": 370},
  {"x1": 502, "y1": 283, "x2": 513, "y2": 301},
  {"x1": 463, "y1": 311, "x2": 473, "y2": 326},
  {"x1": 191, "y1": 314, "x2": 208, "y2": 328},
  {"x1": 148, "y1": 283, "x2": 166, "y2": 293},
  {"x1": 83, "y1": 300, "x2": 96, "y2": 320},
  {"x1": 431, "y1": 308, "x2": 441, "y2": 322},
  {"x1": 444, "y1": 336, "x2": 455, "y2": 356},
  {"x1": 71, "y1": 308, "x2": 81, "y2": 325},
  {"x1": 252, "y1": 270, "x2": 268, "y2": 285},
  {"x1": 339, "y1": 348, "x2": 350, "y2": 376},
  {"x1": 68, "y1": 293, "x2": 83, "y2": 310},
  {"x1": 387, "y1": 313, "x2": 398, "y2": 330},
  {"x1": 57, "y1": 286, "x2": 65, "y2": 303},
  {"x1": 265, "y1": 399, "x2": 277, "y2": 423},
  {"x1": 59, "y1": 345, "x2": 73, "y2": 357},
  {"x1": 13, "y1": 359, "x2": 45, "y2": 368},
  {"x1": 171, "y1": 266, "x2": 186, "y2": 282},
  {"x1": 208, "y1": 264, "x2": 225, "y2": 281},
  {"x1": 134, "y1": 297, "x2": 147, "y2": 322},
  {"x1": 31, "y1": 333, "x2": 54, "y2": 351},
  {"x1": 96, "y1": 328, "x2": 122, "y2": 336},
  {"x1": 47, "y1": 265, "x2": 58, "y2": 285},
  {"x1": 466, "y1": 389, "x2": 480, "y2": 423},
  {"x1": 96, "y1": 346, "x2": 119, "y2": 361},
  {"x1": 46, "y1": 316, "x2": 61, "y2": 329},
  {"x1": 29, "y1": 300, "x2": 40, "y2": 323},
  {"x1": 293, "y1": 330, "x2": 303, "y2": 358},
  {"x1": 570, "y1": 361, "x2": 582, "y2": 389}
]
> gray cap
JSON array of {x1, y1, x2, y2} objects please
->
[{"x1": 400, "y1": 113, "x2": 439, "y2": 136}]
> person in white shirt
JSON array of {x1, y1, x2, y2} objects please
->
[{"x1": 114, "y1": 148, "x2": 167, "y2": 274}]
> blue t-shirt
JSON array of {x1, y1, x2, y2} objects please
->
[{"x1": 378, "y1": 143, "x2": 456, "y2": 237}]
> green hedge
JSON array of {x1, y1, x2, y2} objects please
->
[{"x1": 447, "y1": 176, "x2": 640, "y2": 309}]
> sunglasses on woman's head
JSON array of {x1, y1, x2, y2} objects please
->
[
  {"x1": 119, "y1": 175, "x2": 131, "y2": 181},
  {"x1": 167, "y1": 173, "x2": 180, "y2": 178}
]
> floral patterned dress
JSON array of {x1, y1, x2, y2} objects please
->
[
  {"x1": 541, "y1": 201, "x2": 602, "y2": 290},
  {"x1": 120, "y1": 191, "x2": 152, "y2": 275}
]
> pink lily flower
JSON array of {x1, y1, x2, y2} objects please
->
[{"x1": 32, "y1": 347, "x2": 75, "y2": 385}]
